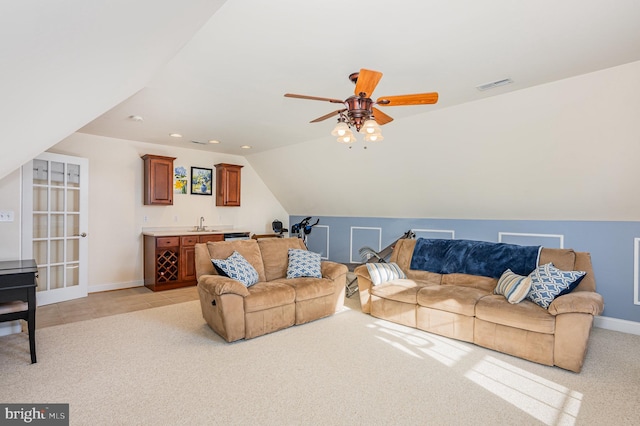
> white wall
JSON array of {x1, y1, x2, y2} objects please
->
[
  {"x1": 248, "y1": 60, "x2": 640, "y2": 221},
  {"x1": 0, "y1": 169, "x2": 23, "y2": 260},
  {"x1": 0, "y1": 132, "x2": 288, "y2": 291},
  {"x1": 0, "y1": 0, "x2": 225, "y2": 181}
]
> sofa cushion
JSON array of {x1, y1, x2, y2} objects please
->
[
  {"x1": 366, "y1": 262, "x2": 406, "y2": 285},
  {"x1": 207, "y1": 239, "x2": 267, "y2": 282},
  {"x1": 257, "y1": 238, "x2": 307, "y2": 281},
  {"x1": 212, "y1": 251, "x2": 259, "y2": 287},
  {"x1": 370, "y1": 279, "x2": 431, "y2": 304},
  {"x1": 475, "y1": 294, "x2": 555, "y2": 334},
  {"x1": 527, "y1": 263, "x2": 586, "y2": 309},
  {"x1": 494, "y1": 269, "x2": 532, "y2": 304},
  {"x1": 243, "y1": 281, "x2": 296, "y2": 313},
  {"x1": 441, "y1": 273, "x2": 497, "y2": 292},
  {"x1": 287, "y1": 249, "x2": 322, "y2": 278},
  {"x1": 417, "y1": 285, "x2": 490, "y2": 317},
  {"x1": 274, "y1": 277, "x2": 334, "y2": 302}
]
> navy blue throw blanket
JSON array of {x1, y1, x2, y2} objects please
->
[{"x1": 409, "y1": 238, "x2": 541, "y2": 278}]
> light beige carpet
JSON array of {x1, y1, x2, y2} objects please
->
[{"x1": 1, "y1": 297, "x2": 639, "y2": 425}]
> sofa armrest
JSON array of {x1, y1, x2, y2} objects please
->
[
  {"x1": 548, "y1": 291, "x2": 604, "y2": 316},
  {"x1": 354, "y1": 264, "x2": 373, "y2": 313},
  {"x1": 321, "y1": 261, "x2": 348, "y2": 281},
  {"x1": 198, "y1": 275, "x2": 250, "y2": 297}
]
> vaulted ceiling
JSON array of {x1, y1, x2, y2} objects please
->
[{"x1": 77, "y1": 0, "x2": 640, "y2": 156}]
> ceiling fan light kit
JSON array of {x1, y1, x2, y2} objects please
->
[{"x1": 285, "y1": 68, "x2": 438, "y2": 145}]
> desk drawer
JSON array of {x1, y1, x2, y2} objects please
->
[{"x1": 156, "y1": 237, "x2": 179, "y2": 248}]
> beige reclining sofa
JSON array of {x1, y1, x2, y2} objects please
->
[
  {"x1": 195, "y1": 237, "x2": 347, "y2": 342},
  {"x1": 355, "y1": 238, "x2": 604, "y2": 372}
]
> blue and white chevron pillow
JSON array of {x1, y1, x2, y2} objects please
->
[
  {"x1": 211, "y1": 251, "x2": 259, "y2": 287},
  {"x1": 527, "y1": 263, "x2": 586, "y2": 309},
  {"x1": 286, "y1": 249, "x2": 322, "y2": 279}
]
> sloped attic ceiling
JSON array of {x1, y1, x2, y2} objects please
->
[{"x1": 0, "y1": 0, "x2": 226, "y2": 180}]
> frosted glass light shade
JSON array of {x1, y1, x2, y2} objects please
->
[
  {"x1": 331, "y1": 122, "x2": 350, "y2": 137},
  {"x1": 360, "y1": 119, "x2": 380, "y2": 134},
  {"x1": 364, "y1": 132, "x2": 384, "y2": 142}
]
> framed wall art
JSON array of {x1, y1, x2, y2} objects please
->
[
  {"x1": 174, "y1": 166, "x2": 188, "y2": 194},
  {"x1": 191, "y1": 167, "x2": 212, "y2": 195}
]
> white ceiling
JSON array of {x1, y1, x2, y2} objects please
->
[{"x1": 78, "y1": 0, "x2": 640, "y2": 156}]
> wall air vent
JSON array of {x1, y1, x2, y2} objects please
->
[{"x1": 476, "y1": 78, "x2": 514, "y2": 91}]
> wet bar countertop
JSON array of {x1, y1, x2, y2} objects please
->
[{"x1": 141, "y1": 226, "x2": 250, "y2": 237}]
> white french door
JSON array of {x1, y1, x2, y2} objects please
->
[{"x1": 22, "y1": 152, "x2": 89, "y2": 305}]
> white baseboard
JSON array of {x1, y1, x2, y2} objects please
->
[
  {"x1": 88, "y1": 280, "x2": 144, "y2": 293},
  {"x1": 0, "y1": 321, "x2": 22, "y2": 337},
  {"x1": 594, "y1": 315, "x2": 640, "y2": 336}
]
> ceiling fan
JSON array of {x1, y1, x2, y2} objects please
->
[{"x1": 284, "y1": 68, "x2": 438, "y2": 143}]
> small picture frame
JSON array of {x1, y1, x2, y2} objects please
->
[{"x1": 191, "y1": 167, "x2": 212, "y2": 195}]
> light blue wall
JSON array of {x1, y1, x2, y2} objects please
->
[{"x1": 291, "y1": 215, "x2": 640, "y2": 324}]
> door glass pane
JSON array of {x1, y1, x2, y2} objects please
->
[
  {"x1": 33, "y1": 241, "x2": 48, "y2": 265},
  {"x1": 66, "y1": 214, "x2": 79, "y2": 237},
  {"x1": 67, "y1": 189, "x2": 79, "y2": 212},
  {"x1": 50, "y1": 240, "x2": 64, "y2": 264},
  {"x1": 66, "y1": 239, "x2": 79, "y2": 262},
  {"x1": 33, "y1": 187, "x2": 48, "y2": 211},
  {"x1": 37, "y1": 267, "x2": 48, "y2": 292},
  {"x1": 50, "y1": 265, "x2": 64, "y2": 289},
  {"x1": 51, "y1": 161, "x2": 64, "y2": 185},
  {"x1": 51, "y1": 188, "x2": 64, "y2": 211},
  {"x1": 50, "y1": 214, "x2": 64, "y2": 238},
  {"x1": 33, "y1": 214, "x2": 48, "y2": 238},
  {"x1": 33, "y1": 159, "x2": 48, "y2": 184},
  {"x1": 67, "y1": 163, "x2": 80, "y2": 187},
  {"x1": 66, "y1": 264, "x2": 79, "y2": 287}
]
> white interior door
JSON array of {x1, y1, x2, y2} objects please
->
[{"x1": 22, "y1": 152, "x2": 89, "y2": 306}]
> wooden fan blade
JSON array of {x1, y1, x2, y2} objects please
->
[
  {"x1": 354, "y1": 69, "x2": 383, "y2": 98},
  {"x1": 372, "y1": 107, "x2": 393, "y2": 125},
  {"x1": 284, "y1": 93, "x2": 344, "y2": 104},
  {"x1": 310, "y1": 109, "x2": 346, "y2": 123},
  {"x1": 376, "y1": 92, "x2": 439, "y2": 106}
]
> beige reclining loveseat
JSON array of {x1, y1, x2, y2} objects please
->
[
  {"x1": 195, "y1": 237, "x2": 347, "y2": 342},
  {"x1": 355, "y1": 238, "x2": 604, "y2": 372}
]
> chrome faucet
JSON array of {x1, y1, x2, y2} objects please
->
[{"x1": 197, "y1": 216, "x2": 205, "y2": 231}]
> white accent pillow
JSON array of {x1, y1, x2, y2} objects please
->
[{"x1": 366, "y1": 262, "x2": 406, "y2": 285}]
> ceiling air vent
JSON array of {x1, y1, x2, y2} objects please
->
[{"x1": 476, "y1": 78, "x2": 514, "y2": 91}]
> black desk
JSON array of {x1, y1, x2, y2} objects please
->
[{"x1": 0, "y1": 259, "x2": 37, "y2": 363}]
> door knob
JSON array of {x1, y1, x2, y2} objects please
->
[{"x1": 74, "y1": 232, "x2": 87, "y2": 237}]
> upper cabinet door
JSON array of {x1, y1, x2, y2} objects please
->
[
  {"x1": 143, "y1": 155, "x2": 175, "y2": 205},
  {"x1": 215, "y1": 163, "x2": 243, "y2": 207}
]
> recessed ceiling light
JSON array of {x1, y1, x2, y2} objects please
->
[
  {"x1": 240, "y1": 145, "x2": 252, "y2": 149},
  {"x1": 169, "y1": 133, "x2": 182, "y2": 138},
  {"x1": 208, "y1": 140, "x2": 220, "y2": 144},
  {"x1": 128, "y1": 115, "x2": 143, "y2": 122}
]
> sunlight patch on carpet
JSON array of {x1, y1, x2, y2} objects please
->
[
  {"x1": 368, "y1": 319, "x2": 473, "y2": 366},
  {"x1": 465, "y1": 355, "x2": 582, "y2": 425}
]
